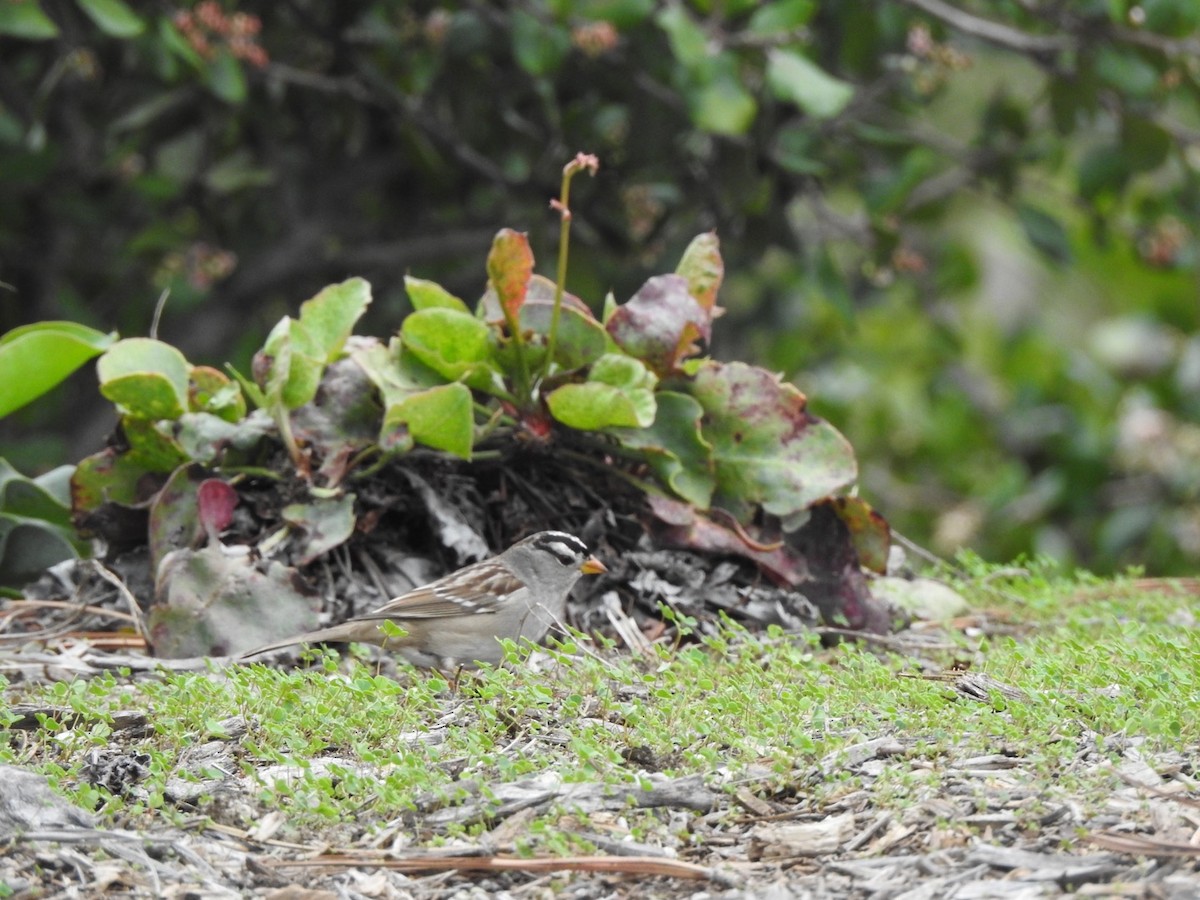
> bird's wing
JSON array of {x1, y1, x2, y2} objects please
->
[{"x1": 355, "y1": 566, "x2": 522, "y2": 620}]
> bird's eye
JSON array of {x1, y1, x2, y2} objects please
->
[
  {"x1": 537, "y1": 532, "x2": 587, "y2": 566},
  {"x1": 544, "y1": 543, "x2": 582, "y2": 565}
]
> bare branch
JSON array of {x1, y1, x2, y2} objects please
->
[
  {"x1": 1112, "y1": 25, "x2": 1200, "y2": 59},
  {"x1": 894, "y1": 0, "x2": 1070, "y2": 55}
]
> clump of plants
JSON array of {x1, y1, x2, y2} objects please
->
[{"x1": 2, "y1": 156, "x2": 892, "y2": 656}]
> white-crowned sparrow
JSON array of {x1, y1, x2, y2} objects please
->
[{"x1": 240, "y1": 530, "x2": 606, "y2": 667}]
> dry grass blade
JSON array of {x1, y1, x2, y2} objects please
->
[
  {"x1": 87, "y1": 560, "x2": 150, "y2": 644},
  {"x1": 898, "y1": 667, "x2": 1029, "y2": 703},
  {"x1": 1110, "y1": 766, "x2": 1200, "y2": 808},
  {"x1": 266, "y1": 853, "x2": 740, "y2": 885},
  {"x1": 1088, "y1": 831, "x2": 1200, "y2": 858}
]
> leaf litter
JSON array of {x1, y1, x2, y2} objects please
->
[{"x1": 5, "y1": 218, "x2": 1196, "y2": 893}]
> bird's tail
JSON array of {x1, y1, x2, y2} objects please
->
[{"x1": 238, "y1": 625, "x2": 352, "y2": 661}]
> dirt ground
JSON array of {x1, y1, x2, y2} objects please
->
[{"x1": 3, "y1": 643, "x2": 1199, "y2": 899}]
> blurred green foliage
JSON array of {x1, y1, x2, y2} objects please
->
[{"x1": 1, "y1": 0, "x2": 1198, "y2": 572}]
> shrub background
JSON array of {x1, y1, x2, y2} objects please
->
[{"x1": 2, "y1": 0, "x2": 1198, "y2": 572}]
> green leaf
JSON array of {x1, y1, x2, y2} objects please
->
[
  {"x1": 297, "y1": 277, "x2": 372, "y2": 361},
  {"x1": 1120, "y1": 115, "x2": 1171, "y2": 172},
  {"x1": 549, "y1": 353, "x2": 659, "y2": 431},
  {"x1": 551, "y1": 0, "x2": 653, "y2": 26},
  {"x1": 121, "y1": 417, "x2": 189, "y2": 473},
  {"x1": 259, "y1": 318, "x2": 297, "y2": 406},
  {"x1": 691, "y1": 77, "x2": 757, "y2": 136},
  {"x1": 158, "y1": 16, "x2": 204, "y2": 68},
  {"x1": 97, "y1": 337, "x2": 191, "y2": 420},
  {"x1": 154, "y1": 128, "x2": 204, "y2": 185},
  {"x1": 0, "y1": 515, "x2": 79, "y2": 587},
  {"x1": 205, "y1": 47, "x2": 247, "y2": 104},
  {"x1": 0, "y1": 1, "x2": 59, "y2": 39},
  {"x1": 0, "y1": 321, "x2": 115, "y2": 418},
  {"x1": 350, "y1": 336, "x2": 438, "y2": 407},
  {"x1": 611, "y1": 392, "x2": 715, "y2": 508},
  {"x1": 766, "y1": 49, "x2": 854, "y2": 119},
  {"x1": 258, "y1": 316, "x2": 329, "y2": 410},
  {"x1": 188, "y1": 366, "x2": 246, "y2": 422},
  {"x1": 674, "y1": 232, "x2": 724, "y2": 313},
  {"x1": 382, "y1": 383, "x2": 474, "y2": 459},
  {"x1": 75, "y1": 0, "x2": 144, "y2": 37},
  {"x1": 1016, "y1": 204, "x2": 1072, "y2": 264},
  {"x1": 547, "y1": 382, "x2": 655, "y2": 430},
  {"x1": 1077, "y1": 144, "x2": 1130, "y2": 200},
  {"x1": 519, "y1": 302, "x2": 609, "y2": 372},
  {"x1": 511, "y1": 10, "x2": 569, "y2": 77},
  {"x1": 401, "y1": 308, "x2": 494, "y2": 383},
  {"x1": 0, "y1": 458, "x2": 73, "y2": 526},
  {"x1": 175, "y1": 411, "x2": 272, "y2": 464},
  {"x1": 773, "y1": 123, "x2": 826, "y2": 175},
  {"x1": 405, "y1": 276, "x2": 470, "y2": 313},
  {"x1": 865, "y1": 146, "x2": 939, "y2": 215},
  {"x1": 1094, "y1": 45, "x2": 1160, "y2": 99},
  {"x1": 110, "y1": 88, "x2": 191, "y2": 135},
  {"x1": 204, "y1": 148, "x2": 275, "y2": 193},
  {"x1": 591, "y1": 352, "x2": 657, "y2": 390},
  {"x1": 656, "y1": 4, "x2": 708, "y2": 71},
  {"x1": 32, "y1": 464, "x2": 74, "y2": 509},
  {"x1": 686, "y1": 361, "x2": 857, "y2": 520},
  {"x1": 1140, "y1": 0, "x2": 1200, "y2": 34},
  {"x1": 226, "y1": 363, "x2": 266, "y2": 410},
  {"x1": 747, "y1": 0, "x2": 815, "y2": 35}
]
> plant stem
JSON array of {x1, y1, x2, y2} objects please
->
[
  {"x1": 503, "y1": 302, "x2": 532, "y2": 403},
  {"x1": 220, "y1": 466, "x2": 286, "y2": 481},
  {"x1": 276, "y1": 405, "x2": 304, "y2": 470},
  {"x1": 543, "y1": 153, "x2": 599, "y2": 384},
  {"x1": 556, "y1": 447, "x2": 664, "y2": 496}
]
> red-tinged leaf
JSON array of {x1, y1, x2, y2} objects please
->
[
  {"x1": 478, "y1": 274, "x2": 592, "y2": 322},
  {"x1": 524, "y1": 274, "x2": 594, "y2": 314},
  {"x1": 70, "y1": 448, "x2": 164, "y2": 548},
  {"x1": 70, "y1": 447, "x2": 155, "y2": 515},
  {"x1": 647, "y1": 496, "x2": 806, "y2": 585},
  {"x1": 830, "y1": 496, "x2": 890, "y2": 574},
  {"x1": 646, "y1": 493, "x2": 695, "y2": 527},
  {"x1": 607, "y1": 274, "x2": 712, "y2": 376},
  {"x1": 675, "y1": 232, "x2": 724, "y2": 313},
  {"x1": 686, "y1": 361, "x2": 857, "y2": 521},
  {"x1": 648, "y1": 497, "x2": 893, "y2": 633},
  {"x1": 486, "y1": 228, "x2": 534, "y2": 324},
  {"x1": 148, "y1": 464, "x2": 205, "y2": 573},
  {"x1": 787, "y1": 502, "x2": 896, "y2": 633},
  {"x1": 197, "y1": 478, "x2": 237, "y2": 537}
]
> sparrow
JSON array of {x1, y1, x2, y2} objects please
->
[{"x1": 240, "y1": 530, "x2": 606, "y2": 667}]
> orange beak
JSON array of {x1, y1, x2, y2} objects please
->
[{"x1": 580, "y1": 555, "x2": 607, "y2": 576}]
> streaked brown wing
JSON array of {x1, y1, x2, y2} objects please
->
[{"x1": 355, "y1": 564, "x2": 522, "y2": 620}]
